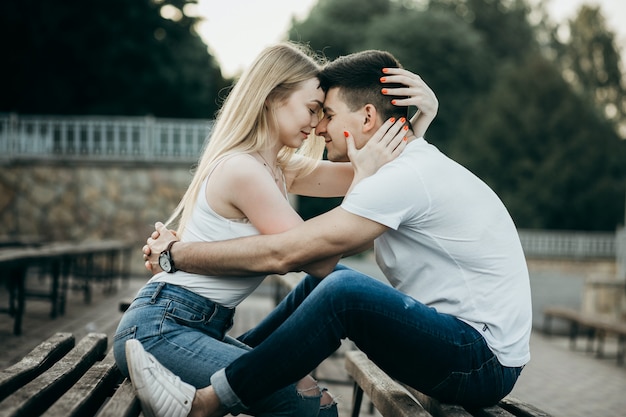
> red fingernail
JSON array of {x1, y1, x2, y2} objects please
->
[
  {"x1": 391, "y1": 99, "x2": 397, "y2": 105},
  {"x1": 344, "y1": 131, "x2": 349, "y2": 138},
  {"x1": 403, "y1": 125, "x2": 409, "y2": 131},
  {"x1": 400, "y1": 117, "x2": 406, "y2": 123},
  {"x1": 380, "y1": 77, "x2": 387, "y2": 83},
  {"x1": 403, "y1": 137, "x2": 408, "y2": 141},
  {"x1": 382, "y1": 68, "x2": 389, "y2": 73},
  {"x1": 381, "y1": 88, "x2": 388, "y2": 94},
  {"x1": 389, "y1": 117, "x2": 396, "y2": 123}
]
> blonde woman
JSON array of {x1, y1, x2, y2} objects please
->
[{"x1": 114, "y1": 43, "x2": 435, "y2": 417}]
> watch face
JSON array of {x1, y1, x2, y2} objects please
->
[{"x1": 159, "y1": 253, "x2": 172, "y2": 272}]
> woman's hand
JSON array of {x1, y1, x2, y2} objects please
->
[
  {"x1": 142, "y1": 222, "x2": 178, "y2": 273},
  {"x1": 345, "y1": 117, "x2": 407, "y2": 188},
  {"x1": 381, "y1": 67, "x2": 438, "y2": 138}
]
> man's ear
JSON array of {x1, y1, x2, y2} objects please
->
[{"x1": 361, "y1": 104, "x2": 379, "y2": 133}]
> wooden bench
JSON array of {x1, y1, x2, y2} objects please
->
[
  {"x1": 345, "y1": 350, "x2": 551, "y2": 417},
  {"x1": 0, "y1": 332, "x2": 139, "y2": 417},
  {"x1": 543, "y1": 306, "x2": 626, "y2": 364},
  {"x1": 0, "y1": 240, "x2": 132, "y2": 335}
]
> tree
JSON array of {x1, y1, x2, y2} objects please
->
[
  {"x1": 288, "y1": 0, "x2": 626, "y2": 230},
  {"x1": 0, "y1": 0, "x2": 226, "y2": 118},
  {"x1": 429, "y1": 0, "x2": 539, "y2": 63},
  {"x1": 362, "y1": 7, "x2": 493, "y2": 151},
  {"x1": 451, "y1": 55, "x2": 626, "y2": 230},
  {"x1": 554, "y1": 5, "x2": 626, "y2": 138},
  {"x1": 289, "y1": 0, "x2": 393, "y2": 60}
]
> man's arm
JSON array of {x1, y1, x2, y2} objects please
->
[{"x1": 148, "y1": 207, "x2": 388, "y2": 278}]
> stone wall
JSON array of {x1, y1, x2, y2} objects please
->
[
  {"x1": 0, "y1": 162, "x2": 194, "y2": 275},
  {"x1": 1, "y1": 163, "x2": 621, "y2": 302}
]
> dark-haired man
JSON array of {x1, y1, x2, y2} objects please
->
[{"x1": 137, "y1": 50, "x2": 531, "y2": 417}]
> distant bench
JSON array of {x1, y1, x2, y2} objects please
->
[
  {"x1": 0, "y1": 332, "x2": 139, "y2": 417},
  {"x1": 543, "y1": 306, "x2": 626, "y2": 365},
  {"x1": 273, "y1": 272, "x2": 551, "y2": 417},
  {"x1": 0, "y1": 240, "x2": 132, "y2": 335}
]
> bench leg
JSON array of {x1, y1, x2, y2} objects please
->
[
  {"x1": 11, "y1": 267, "x2": 26, "y2": 335},
  {"x1": 543, "y1": 315, "x2": 553, "y2": 335},
  {"x1": 618, "y1": 335, "x2": 625, "y2": 366},
  {"x1": 585, "y1": 327, "x2": 596, "y2": 353},
  {"x1": 351, "y1": 382, "x2": 364, "y2": 417},
  {"x1": 49, "y1": 259, "x2": 61, "y2": 318},
  {"x1": 568, "y1": 322, "x2": 579, "y2": 350},
  {"x1": 595, "y1": 330, "x2": 606, "y2": 358}
]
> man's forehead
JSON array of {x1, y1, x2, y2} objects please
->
[{"x1": 322, "y1": 88, "x2": 345, "y2": 113}]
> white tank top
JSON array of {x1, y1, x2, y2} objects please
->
[{"x1": 149, "y1": 155, "x2": 280, "y2": 308}]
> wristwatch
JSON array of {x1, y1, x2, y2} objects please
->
[{"x1": 158, "y1": 240, "x2": 177, "y2": 273}]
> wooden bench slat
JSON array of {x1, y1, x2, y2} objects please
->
[
  {"x1": 544, "y1": 306, "x2": 626, "y2": 335},
  {"x1": 499, "y1": 397, "x2": 553, "y2": 417},
  {"x1": 544, "y1": 306, "x2": 626, "y2": 363},
  {"x1": 347, "y1": 350, "x2": 551, "y2": 417},
  {"x1": 96, "y1": 378, "x2": 141, "y2": 417},
  {"x1": 470, "y1": 405, "x2": 516, "y2": 417},
  {"x1": 401, "y1": 383, "x2": 475, "y2": 417},
  {"x1": 42, "y1": 350, "x2": 120, "y2": 417},
  {"x1": 0, "y1": 333, "x2": 75, "y2": 402},
  {"x1": 345, "y1": 350, "x2": 433, "y2": 417},
  {"x1": 0, "y1": 333, "x2": 108, "y2": 417}
]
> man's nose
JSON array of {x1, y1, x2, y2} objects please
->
[{"x1": 315, "y1": 119, "x2": 327, "y2": 135}]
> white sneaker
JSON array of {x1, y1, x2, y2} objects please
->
[{"x1": 125, "y1": 339, "x2": 196, "y2": 417}]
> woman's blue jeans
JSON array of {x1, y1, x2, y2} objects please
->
[
  {"x1": 113, "y1": 281, "x2": 336, "y2": 417},
  {"x1": 211, "y1": 265, "x2": 523, "y2": 414}
]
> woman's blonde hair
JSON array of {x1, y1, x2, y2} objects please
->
[{"x1": 167, "y1": 42, "x2": 326, "y2": 234}]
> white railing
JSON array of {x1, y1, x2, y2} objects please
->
[
  {"x1": 0, "y1": 113, "x2": 214, "y2": 163},
  {"x1": 617, "y1": 227, "x2": 626, "y2": 278},
  {"x1": 518, "y1": 229, "x2": 616, "y2": 259},
  {"x1": 1, "y1": 114, "x2": 622, "y2": 261}
]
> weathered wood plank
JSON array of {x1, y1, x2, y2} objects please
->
[
  {"x1": 499, "y1": 397, "x2": 553, "y2": 417},
  {"x1": 42, "y1": 349, "x2": 120, "y2": 417},
  {"x1": 470, "y1": 405, "x2": 516, "y2": 417},
  {"x1": 402, "y1": 383, "x2": 474, "y2": 417},
  {"x1": 0, "y1": 333, "x2": 74, "y2": 402},
  {"x1": 347, "y1": 350, "x2": 552, "y2": 417},
  {"x1": 345, "y1": 350, "x2": 432, "y2": 417},
  {"x1": 0, "y1": 333, "x2": 107, "y2": 417},
  {"x1": 97, "y1": 378, "x2": 141, "y2": 417}
]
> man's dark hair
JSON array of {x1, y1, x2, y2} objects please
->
[{"x1": 319, "y1": 50, "x2": 408, "y2": 121}]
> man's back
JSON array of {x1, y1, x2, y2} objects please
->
[{"x1": 341, "y1": 137, "x2": 532, "y2": 367}]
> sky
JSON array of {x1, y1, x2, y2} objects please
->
[{"x1": 194, "y1": 0, "x2": 626, "y2": 78}]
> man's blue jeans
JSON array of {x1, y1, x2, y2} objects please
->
[{"x1": 212, "y1": 265, "x2": 523, "y2": 414}]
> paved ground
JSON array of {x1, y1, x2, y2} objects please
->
[{"x1": 1, "y1": 259, "x2": 625, "y2": 416}]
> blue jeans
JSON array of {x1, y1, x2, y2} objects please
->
[
  {"x1": 212, "y1": 265, "x2": 523, "y2": 414},
  {"x1": 113, "y1": 282, "x2": 337, "y2": 417}
]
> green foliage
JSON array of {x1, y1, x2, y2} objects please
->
[
  {"x1": 0, "y1": 0, "x2": 226, "y2": 118},
  {"x1": 429, "y1": 0, "x2": 539, "y2": 62},
  {"x1": 289, "y1": 0, "x2": 393, "y2": 60},
  {"x1": 290, "y1": 0, "x2": 626, "y2": 230},
  {"x1": 362, "y1": 8, "x2": 493, "y2": 150},
  {"x1": 450, "y1": 56, "x2": 626, "y2": 230},
  {"x1": 554, "y1": 5, "x2": 626, "y2": 137}
]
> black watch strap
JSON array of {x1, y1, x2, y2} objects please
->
[{"x1": 162, "y1": 240, "x2": 177, "y2": 273}]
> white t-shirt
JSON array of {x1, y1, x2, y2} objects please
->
[{"x1": 341, "y1": 138, "x2": 531, "y2": 367}]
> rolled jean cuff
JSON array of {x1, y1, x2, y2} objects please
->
[{"x1": 210, "y1": 368, "x2": 248, "y2": 415}]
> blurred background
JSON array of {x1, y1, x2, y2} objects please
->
[
  {"x1": 1, "y1": 2, "x2": 625, "y2": 414},
  {"x1": 1, "y1": 0, "x2": 625, "y2": 275}
]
